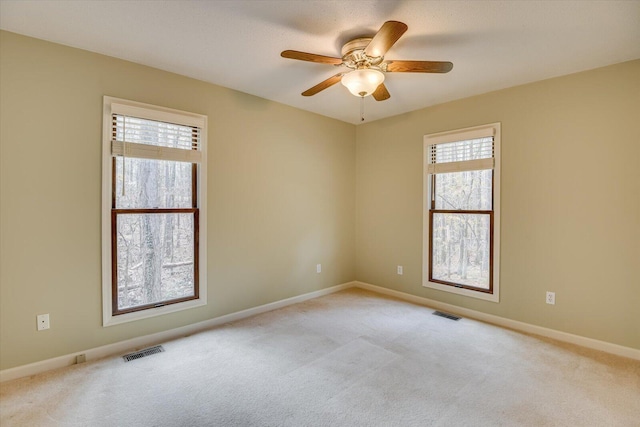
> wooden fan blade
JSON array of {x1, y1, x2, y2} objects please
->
[
  {"x1": 281, "y1": 50, "x2": 342, "y2": 65},
  {"x1": 372, "y1": 83, "x2": 390, "y2": 101},
  {"x1": 302, "y1": 73, "x2": 344, "y2": 96},
  {"x1": 364, "y1": 21, "x2": 408, "y2": 58},
  {"x1": 385, "y1": 60, "x2": 453, "y2": 73}
]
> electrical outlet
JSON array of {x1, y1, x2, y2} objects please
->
[
  {"x1": 76, "y1": 354, "x2": 86, "y2": 364},
  {"x1": 316, "y1": 264, "x2": 321, "y2": 273},
  {"x1": 37, "y1": 314, "x2": 50, "y2": 331},
  {"x1": 546, "y1": 291, "x2": 555, "y2": 305},
  {"x1": 397, "y1": 265, "x2": 403, "y2": 275}
]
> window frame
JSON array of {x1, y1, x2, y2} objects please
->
[
  {"x1": 422, "y1": 123, "x2": 501, "y2": 302},
  {"x1": 110, "y1": 208, "x2": 199, "y2": 315},
  {"x1": 101, "y1": 96, "x2": 208, "y2": 326}
]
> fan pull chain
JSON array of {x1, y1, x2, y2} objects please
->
[{"x1": 360, "y1": 96, "x2": 365, "y2": 122}]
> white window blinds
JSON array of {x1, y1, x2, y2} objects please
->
[
  {"x1": 110, "y1": 103, "x2": 204, "y2": 164},
  {"x1": 425, "y1": 125, "x2": 495, "y2": 174}
]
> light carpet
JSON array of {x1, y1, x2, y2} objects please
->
[{"x1": 1, "y1": 288, "x2": 639, "y2": 426}]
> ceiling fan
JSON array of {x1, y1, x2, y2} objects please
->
[{"x1": 281, "y1": 21, "x2": 453, "y2": 101}]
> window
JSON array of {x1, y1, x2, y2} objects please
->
[
  {"x1": 102, "y1": 97, "x2": 207, "y2": 326},
  {"x1": 423, "y1": 123, "x2": 500, "y2": 302}
]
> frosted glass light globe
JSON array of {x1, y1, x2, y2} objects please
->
[{"x1": 341, "y1": 69, "x2": 385, "y2": 97}]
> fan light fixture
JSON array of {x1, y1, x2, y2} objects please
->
[{"x1": 341, "y1": 68, "x2": 385, "y2": 97}]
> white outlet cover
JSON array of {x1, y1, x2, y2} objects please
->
[
  {"x1": 316, "y1": 264, "x2": 321, "y2": 273},
  {"x1": 397, "y1": 266, "x2": 403, "y2": 275},
  {"x1": 37, "y1": 314, "x2": 50, "y2": 330},
  {"x1": 546, "y1": 292, "x2": 555, "y2": 305}
]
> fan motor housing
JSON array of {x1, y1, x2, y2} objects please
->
[{"x1": 341, "y1": 37, "x2": 384, "y2": 69}]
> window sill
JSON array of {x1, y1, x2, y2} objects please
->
[
  {"x1": 422, "y1": 280, "x2": 499, "y2": 303},
  {"x1": 102, "y1": 297, "x2": 207, "y2": 327}
]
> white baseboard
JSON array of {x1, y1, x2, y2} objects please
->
[
  {"x1": 0, "y1": 281, "x2": 355, "y2": 383},
  {"x1": 354, "y1": 281, "x2": 640, "y2": 361},
  {"x1": 3, "y1": 279, "x2": 637, "y2": 382}
]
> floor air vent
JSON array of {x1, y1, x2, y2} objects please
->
[
  {"x1": 433, "y1": 311, "x2": 461, "y2": 321},
  {"x1": 123, "y1": 345, "x2": 165, "y2": 362}
]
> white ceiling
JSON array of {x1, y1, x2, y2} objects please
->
[{"x1": 1, "y1": 1, "x2": 639, "y2": 124}]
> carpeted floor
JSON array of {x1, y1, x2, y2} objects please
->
[{"x1": 1, "y1": 288, "x2": 639, "y2": 426}]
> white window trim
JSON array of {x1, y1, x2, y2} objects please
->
[
  {"x1": 422, "y1": 122, "x2": 501, "y2": 303},
  {"x1": 101, "y1": 96, "x2": 208, "y2": 326}
]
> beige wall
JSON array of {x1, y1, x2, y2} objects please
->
[
  {"x1": 0, "y1": 31, "x2": 356, "y2": 370},
  {"x1": 356, "y1": 60, "x2": 640, "y2": 349},
  {"x1": 1, "y1": 31, "x2": 638, "y2": 372}
]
